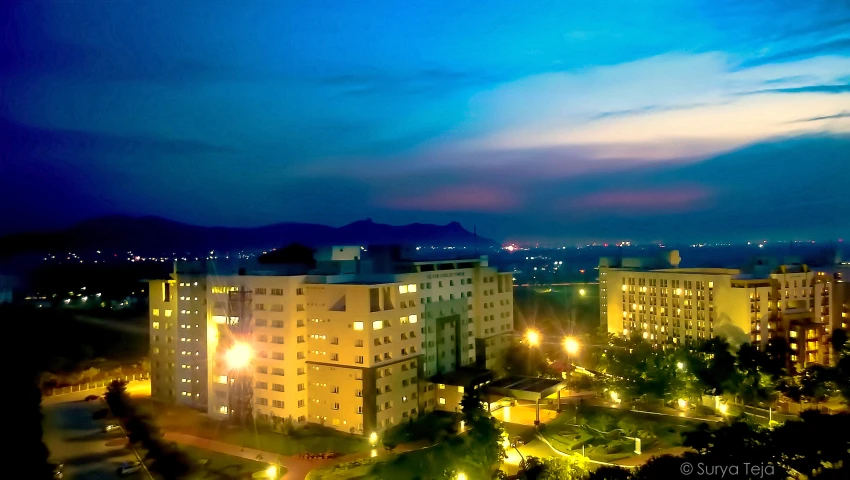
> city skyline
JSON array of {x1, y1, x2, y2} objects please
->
[{"x1": 2, "y1": 1, "x2": 849, "y2": 243}]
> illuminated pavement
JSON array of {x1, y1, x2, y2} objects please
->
[{"x1": 42, "y1": 380, "x2": 151, "y2": 479}]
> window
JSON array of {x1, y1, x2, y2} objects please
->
[
  {"x1": 272, "y1": 352, "x2": 284, "y2": 360},
  {"x1": 331, "y1": 353, "x2": 339, "y2": 361},
  {"x1": 272, "y1": 336, "x2": 284, "y2": 344},
  {"x1": 298, "y1": 383, "x2": 305, "y2": 391},
  {"x1": 297, "y1": 368, "x2": 305, "y2": 375},
  {"x1": 256, "y1": 366, "x2": 268, "y2": 374},
  {"x1": 257, "y1": 398, "x2": 268, "y2": 406},
  {"x1": 458, "y1": 386, "x2": 464, "y2": 393},
  {"x1": 355, "y1": 356, "x2": 364, "y2": 364},
  {"x1": 297, "y1": 351, "x2": 305, "y2": 359},
  {"x1": 439, "y1": 397, "x2": 446, "y2": 405},
  {"x1": 409, "y1": 314, "x2": 418, "y2": 324},
  {"x1": 216, "y1": 375, "x2": 228, "y2": 384},
  {"x1": 272, "y1": 367, "x2": 284, "y2": 376},
  {"x1": 438, "y1": 384, "x2": 446, "y2": 389},
  {"x1": 255, "y1": 304, "x2": 265, "y2": 311},
  {"x1": 272, "y1": 400, "x2": 284, "y2": 408},
  {"x1": 255, "y1": 319, "x2": 268, "y2": 327},
  {"x1": 297, "y1": 335, "x2": 305, "y2": 343},
  {"x1": 273, "y1": 384, "x2": 284, "y2": 392},
  {"x1": 298, "y1": 399, "x2": 305, "y2": 407},
  {"x1": 152, "y1": 322, "x2": 160, "y2": 329},
  {"x1": 408, "y1": 284, "x2": 417, "y2": 293},
  {"x1": 256, "y1": 382, "x2": 268, "y2": 389},
  {"x1": 354, "y1": 321, "x2": 364, "y2": 331},
  {"x1": 355, "y1": 339, "x2": 364, "y2": 347},
  {"x1": 373, "y1": 320, "x2": 384, "y2": 330},
  {"x1": 165, "y1": 310, "x2": 172, "y2": 317},
  {"x1": 269, "y1": 288, "x2": 283, "y2": 296},
  {"x1": 152, "y1": 309, "x2": 160, "y2": 316},
  {"x1": 271, "y1": 304, "x2": 284, "y2": 312},
  {"x1": 399, "y1": 285, "x2": 408, "y2": 294},
  {"x1": 254, "y1": 288, "x2": 267, "y2": 295},
  {"x1": 333, "y1": 403, "x2": 340, "y2": 410}
]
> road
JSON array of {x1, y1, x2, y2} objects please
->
[{"x1": 43, "y1": 380, "x2": 151, "y2": 479}]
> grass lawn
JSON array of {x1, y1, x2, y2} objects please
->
[
  {"x1": 305, "y1": 458, "x2": 382, "y2": 480},
  {"x1": 181, "y1": 445, "x2": 285, "y2": 480},
  {"x1": 141, "y1": 400, "x2": 369, "y2": 456}
]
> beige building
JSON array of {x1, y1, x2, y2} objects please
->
[
  {"x1": 149, "y1": 246, "x2": 514, "y2": 435},
  {"x1": 599, "y1": 251, "x2": 837, "y2": 371}
]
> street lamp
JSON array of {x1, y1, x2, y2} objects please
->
[
  {"x1": 265, "y1": 465, "x2": 278, "y2": 478},
  {"x1": 564, "y1": 337, "x2": 580, "y2": 356},
  {"x1": 369, "y1": 432, "x2": 378, "y2": 446},
  {"x1": 456, "y1": 473, "x2": 468, "y2": 480},
  {"x1": 676, "y1": 362, "x2": 685, "y2": 371},
  {"x1": 226, "y1": 342, "x2": 253, "y2": 370},
  {"x1": 578, "y1": 288, "x2": 586, "y2": 296},
  {"x1": 526, "y1": 329, "x2": 541, "y2": 347}
]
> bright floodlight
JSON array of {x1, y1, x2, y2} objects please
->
[
  {"x1": 265, "y1": 465, "x2": 278, "y2": 478},
  {"x1": 526, "y1": 330, "x2": 541, "y2": 347},
  {"x1": 225, "y1": 342, "x2": 253, "y2": 370},
  {"x1": 719, "y1": 403, "x2": 728, "y2": 415},
  {"x1": 677, "y1": 361, "x2": 685, "y2": 370},
  {"x1": 579, "y1": 288, "x2": 586, "y2": 296},
  {"x1": 457, "y1": 473, "x2": 468, "y2": 480},
  {"x1": 677, "y1": 398, "x2": 688, "y2": 410},
  {"x1": 369, "y1": 432, "x2": 378, "y2": 445},
  {"x1": 564, "y1": 337, "x2": 580, "y2": 355}
]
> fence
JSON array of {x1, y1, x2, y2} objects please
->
[{"x1": 43, "y1": 372, "x2": 150, "y2": 397}]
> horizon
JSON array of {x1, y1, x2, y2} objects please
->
[{"x1": 2, "y1": 1, "x2": 848, "y2": 242}]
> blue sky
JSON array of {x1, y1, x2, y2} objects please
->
[{"x1": 2, "y1": 0, "x2": 848, "y2": 243}]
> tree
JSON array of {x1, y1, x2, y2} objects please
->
[
  {"x1": 587, "y1": 465, "x2": 632, "y2": 480},
  {"x1": 536, "y1": 456, "x2": 589, "y2": 480}
]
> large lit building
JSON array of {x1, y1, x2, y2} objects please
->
[
  {"x1": 599, "y1": 251, "x2": 841, "y2": 371},
  {"x1": 149, "y1": 246, "x2": 514, "y2": 435}
]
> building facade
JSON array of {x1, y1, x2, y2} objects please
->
[
  {"x1": 148, "y1": 246, "x2": 514, "y2": 436},
  {"x1": 599, "y1": 251, "x2": 840, "y2": 372}
]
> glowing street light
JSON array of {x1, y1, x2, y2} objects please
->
[
  {"x1": 456, "y1": 473, "x2": 468, "y2": 480},
  {"x1": 225, "y1": 342, "x2": 253, "y2": 370},
  {"x1": 677, "y1": 398, "x2": 688, "y2": 410},
  {"x1": 526, "y1": 330, "x2": 541, "y2": 347},
  {"x1": 676, "y1": 362, "x2": 685, "y2": 370},
  {"x1": 718, "y1": 403, "x2": 728, "y2": 415},
  {"x1": 564, "y1": 337, "x2": 580, "y2": 355},
  {"x1": 578, "y1": 288, "x2": 586, "y2": 296},
  {"x1": 369, "y1": 432, "x2": 378, "y2": 446},
  {"x1": 265, "y1": 465, "x2": 278, "y2": 478}
]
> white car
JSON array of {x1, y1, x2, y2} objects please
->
[
  {"x1": 117, "y1": 462, "x2": 142, "y2": 476},
  {"x1": 104, "y1": 424, "x2": 121, "y2": 432}
]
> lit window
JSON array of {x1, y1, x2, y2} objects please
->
[
  {"x1": 439, "y1": 397, "x2": 446, "y2": 405},
  {"x1": 354, "y1": 322, "x2": 364, "y2": 331},
  {"x1": 216, "y1": 375, "x2": 228, "y2": 384},
  {"x1": 458, "y1": 386, "x2": 464, "y2": 393},
  {"x1": 164, "y1": 310, "x2": 173, "y2": 317},
  {"x1": 219, "y1": 406, "x2": 228, "y2": 414},
  {"x1": 152, "y1": 309, "x2": 160, "y2": 316},
  {"x1": 408, "y1": 284, "x2": 417, "y2": 293},
  {"x1": 790, "y1": 330, "x2": 797, "y2": 338},
  {"x1": 438, "y1": 384, "x2": 445, "y2": 389},
  {"x1": 409, "y1": 315, "x2": 417, "y2": 324},
  {"x1": 399, "y1": 285, "x2": 408, "y2": 294},
  {"x1": 152, "y1": 322, "x2": 160, "y2": 330},
  {"x1": 373, "y1": 320, "x2": 383, "y2": 330}
]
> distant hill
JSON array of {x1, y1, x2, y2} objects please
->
[{"x1": 0, "y1": 215, "x2": 496, "y2": 256}]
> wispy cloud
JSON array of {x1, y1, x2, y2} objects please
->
[{"x1": 793, "y1": 111, "x2": 850, "y2": 123}]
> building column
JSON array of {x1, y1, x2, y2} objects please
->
[
  {"x1": 535, "y1": 398, "x2": 540, "y2": 424},
  {"x1": 557, "y1": 389, "x2": 561, "y2": 413}
]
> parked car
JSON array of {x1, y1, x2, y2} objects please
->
[
  {"x1": 104, "y1": 424, "x2": 120, "y2": 432},
  {"x1": 84, "y1": 394, "x2": 100, "y2": 401},
  {"x1": 117, "y1": 462, "x2": 142, "y2": 476},
  {"x1": 51, "y1": 463, "x2": 64, "y2": 479}
]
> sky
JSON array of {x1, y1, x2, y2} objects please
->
[{"x1": 2, "y1": 0, "x2": 849, "y2": 243}]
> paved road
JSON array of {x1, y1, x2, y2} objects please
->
[{"x1": 43, "y1": 381, "x2": 151, "y2": 479}]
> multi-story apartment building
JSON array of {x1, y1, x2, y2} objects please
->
[
  {"x1": 149, "y1": 246, "x2": 514, "y2": 436},
  {"x1": 599, "y1": 251, "x2": 839, "y2": 371}
]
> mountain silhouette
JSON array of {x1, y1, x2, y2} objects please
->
[{"x1": 0, "y1": 215, "x2": 495, "y2": 256}]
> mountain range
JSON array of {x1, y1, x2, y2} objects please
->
[{"x1": 0, "y1": 215, "x2": 496, "y2": 257}]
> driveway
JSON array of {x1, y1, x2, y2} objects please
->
[{"x1": 42, "y1": 380, "x2": 151, "y2": 479}]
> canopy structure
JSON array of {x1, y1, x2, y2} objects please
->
[{"x1": 486, "y1": 375, "x2": 568, "y2": 424}]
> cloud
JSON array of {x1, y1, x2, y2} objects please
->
[
  {"x1": 793, "y1": 111, "x2": 850, "y2": 123},
  {"x1": 755, "y1": 83, "x2": 850, "y2": 94},
  {"x1": 379, "y1": 186, "x2": 520, "y2": 213},
  {"x1": 568, "y1": 186, "x2": 713, "y2": 213},
  {"x1": 738, "y1": 39, "x2": 850, "y2": 69}
]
